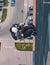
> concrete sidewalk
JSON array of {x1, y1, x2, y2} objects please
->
[
  {"x1": 0, "y1": 0, "x2": 33, "y2": 65},
  {"x1": 0, "y1": 39, "x2": 33, "y2": 65}
]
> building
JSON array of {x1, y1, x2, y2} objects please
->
[
  {"x1": 0, "y1": 0, "x2": 4, "y2": 11},
  {"x1": 33, "y1": 0, "x2": 49, "y2": 65}
]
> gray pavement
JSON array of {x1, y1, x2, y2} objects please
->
[
  {"x1": 0, "y1": 0, "x2": 33, "y2": 65},
  {"x1": 0, "y1": 0, "x2": 24, "y2": 37}
]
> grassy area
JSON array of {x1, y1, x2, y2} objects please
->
[
  {"x1": 15, "y1": 42, "x2": 32, "y2": 51},
  {"x1": 1, "y1": 8, "x2": 7, "y2": 22},
  {"x1": 4, "y1": 0, "x2": 8, "y2": 7}
]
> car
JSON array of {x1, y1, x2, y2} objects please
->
[
  {"x1": 27, "y1": 6, "x2": 33, "y2": 16},
  {"x1": 27, "y1": 10, "x2": 33, "y2": 16},
  {"x1": 28, "y1": 16, "x2": 33, "y2": 25},
  {"x1": 0, "y1": 1, "x2": 4, "y2": 3},
  {"x1": 29, "y1": 6, "x2": 33, "y2": 10},
  {"x1": 0, "y1": 6, "x2": 2, "y2": 11},
  {"x1": 11, "y1": 0, "x2": 15, "y2": 6}
]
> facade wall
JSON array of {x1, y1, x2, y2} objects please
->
[{"x1": 35, "y1": 0, "x2": 49, "y2": 65}]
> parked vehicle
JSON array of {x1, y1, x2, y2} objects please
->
[
  {"x1": 28, "y1": 16, "x2": 33, "y2": 25},
  {"x1": 27, "y1": 6, "x2": 33, "y2": 16},
  {"x1": 29, "y1": 6, "x2": 33, "y2": 10},
  {"x1": 11, "y1": 0, "x2": 15, "y2": 6},
  {"x1": 0, "y1": 6, "x2": 2, "y2": 11}
]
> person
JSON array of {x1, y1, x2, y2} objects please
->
[
  {"x1": 10, "y1": 23, "x2": 37, "y2": 40},
  {"x1": 10, "y1": 26, "x2": 22, "y2": 40},
  {"x1": 15, "y1": 30, "x2": 22, "y2": 39},
  {"x1": 17, "y1": 23, "x2": 25, "y2": 39}
]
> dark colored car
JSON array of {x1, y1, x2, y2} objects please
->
[
  {"x1": 21, "y1": 24, "x2": 37, "y2": 38},
  {"x1": 27, "y1": 10, "x2": 33, "y2": 16},
  {"x1": 11, "y1": 0, "x2": 15, "y2": 6},
  {"x1": 0, "y1": 6, "x2": 2, "y2": 11},
  {"x1": 29, "y1": 6, "x2": 33, "y2": 10},
  {"x1": 27, "y1": 6, "x2": 33, "y2": 16}
]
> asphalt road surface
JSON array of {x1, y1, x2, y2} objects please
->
[
  {"x1": 0, "y1": 0, "x2": 33, "y2": 65},
  {"x1": 0, "y1": 0, "x2": 24, "y2": 40}
]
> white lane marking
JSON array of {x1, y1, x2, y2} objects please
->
[{"x1": 4, "y1": 46, "x2": 14, "y2": 48}]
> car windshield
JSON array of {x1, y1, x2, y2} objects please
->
[{"x1": 11, "y1": 0, "x2": 14, "y2": 2}]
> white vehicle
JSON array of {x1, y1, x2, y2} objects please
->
[{"x1": 28, "y1": 16, "x2": 33, "y2": 25}]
